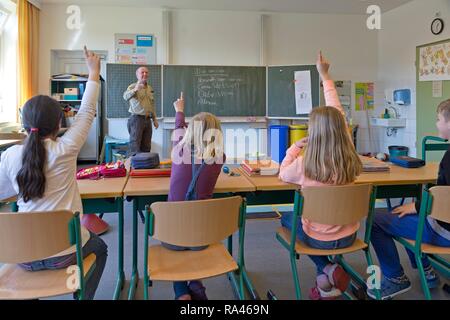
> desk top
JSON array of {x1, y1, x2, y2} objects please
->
[
  {"x1": 123, "y1": 171, "x2": 256, "y2": 196},
  {"x1": 238, "y1": 162, "x2": 439, "y2": 191},
  {"x1": 78, "y1": 175, "x2": 129, "y2": 199}
]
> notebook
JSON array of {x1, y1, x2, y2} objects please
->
[
  {"x1": 360, "y1": 156, "x2": 390, "y2": 173},
  {"x1": 241, "y1": 159, "x2": 280, "y2": 176}
]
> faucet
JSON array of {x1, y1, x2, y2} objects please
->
[{"x1": 386, "y1": 102, "x2": 400, "y2": 119}]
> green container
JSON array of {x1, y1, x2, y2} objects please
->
[{"x1": 388, "y1": 146, "x2": 409, "y2": 159}]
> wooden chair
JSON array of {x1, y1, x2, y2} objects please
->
[
  {"x1": 0, "y1": 211, "x2": 96, "y2": 300},
  {"x1": 393, "y1": 186, "x2": 450, "y2": 300},
  {"x1": 275, "y1": 184, "x2": 380, "y2": 300},
  {"x1": 143, "y1": 196, "x2": 252, "y2": 300}
]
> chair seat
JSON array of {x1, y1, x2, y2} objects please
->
[
  {"x1": 403, "y1": 239, "x2": 450, "y2": 255},
  {"x1": 276, "y1": 227, "x2": 368, "y2": 256},
  {"x1": 0, "y1": 253, "x2": 96, "y2": 300},
  {"x1": 147, "y1": 243, "x2": 238, "y2": 281}
]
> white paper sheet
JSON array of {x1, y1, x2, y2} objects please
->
[{"x1": 294, "y1": 71, "x2": 313, "y2": 114}]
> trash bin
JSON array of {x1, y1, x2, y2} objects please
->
[
  {"x1": 289, "y1": 125, "x2": 308, "y2": 146},
  {"x1": 269, "y1": 125, "x2": 289, "y2": 163},
  {"x1": 388, "y1": 146, "x2": 409, "y2": 159}
]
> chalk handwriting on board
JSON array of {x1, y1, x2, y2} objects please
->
[{"x1": 194, "y1": 68, "x2": 244, "y2": 108}]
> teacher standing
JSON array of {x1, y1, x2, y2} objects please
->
[{"x1": 123, "y1": 66, "x2": 159, "y2": 155}]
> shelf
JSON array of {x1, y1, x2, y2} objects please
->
[{"x1": 370, "y1": 118, "x2": 406, "y2": 128}]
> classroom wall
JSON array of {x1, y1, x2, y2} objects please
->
[
  {"x1": 377, "y1": 0, "x2": 450, "y2": 157},
  {"x1": 39, "y1": 5, "x2": 379, "y2": 157}
]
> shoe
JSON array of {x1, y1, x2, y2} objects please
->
[
  {"x1": 367, "y1": 274, "x2": 411, "y2": 300},
  {"x1": 188, "y1": 281, "x2": 208, "y2": 300},
  {"x1": 326, "y1": 264, "x2": 351, "y2": 292},
  {"x1": 423, "y1": 266, "x2": 440, "y2": 289},
  {"x1": 309, "y1": 286, "x2": 342, "y2": 300},
  {"x1": 81, "y1": 214, "x2": 109, "y2": 236}
]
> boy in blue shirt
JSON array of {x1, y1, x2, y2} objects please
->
[{"x1": 368, "y1": 99, "x2": 450, "y2": 300}]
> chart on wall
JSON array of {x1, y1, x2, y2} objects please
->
[
  {"x1": 419, "y1": 39, "x2": 450, "y2": 81},
  {"x1": 115, "y1": 34, "x2": 156, "y2": 64},
  {"x1": 355, "y1": 82, "x2": 374, "y2": 111}
]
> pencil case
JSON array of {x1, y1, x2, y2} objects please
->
[{"x1": 390, "y1": 156, "x2": 425, "y2": 168}]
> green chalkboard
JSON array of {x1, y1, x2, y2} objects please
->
[
  {"x1": 416, "y1": 39, "x2": 450, "y2": 161},
  {"x1": 163, "y1": 65, "x2": 266, "y2": 117},
  {"x1": 268, "y1": 65, "x2": 320, "y2": 118},
  {"x1": 106, "y1": 63, "x2": 162, "y2": 118}
]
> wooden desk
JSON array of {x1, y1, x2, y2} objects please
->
[
  {"x1": 238, "y1": 163, "x2": 439, "y2": 205},
  {"x1": 77, "y1": 175, "x2": 129, "y2": 300},
  {"x1": 124, "y1": 171, "x2": 256, "y2": 196},
  {"x1": 239, "y1": 163, "x2": 438, "y2": 190},
  {"x1": 123, "y1": 171, "x2": 256, "y2": 300}
]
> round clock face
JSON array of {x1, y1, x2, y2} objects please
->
[{"x1": 431, "y1": 18, "x2": 444, "y2": 35}]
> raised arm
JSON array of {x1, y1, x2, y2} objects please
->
[
  {"x1": 60, "y1": 46, "x2": 100, "y2": 150},
  {"x1": 279, "y1": 139, "x2": 307, "y2": 185},
  {"x1": 317, "y1": 51, "x2": 345, "y2": 118},
  {"x1": 123, "y1": 83, "x2": 138, "y2": 101},
  {"x1": 172, "y1": 92, "x2": 187, "y2": 148}
]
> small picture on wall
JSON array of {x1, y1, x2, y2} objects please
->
[{"x1": 419, "y1": 40, "x2": 450, "y2": 81}]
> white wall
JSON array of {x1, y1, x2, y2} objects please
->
[
  {"x1": 377, "y1": 0, "x2": 450, "y2": 157},
  {"x1": 39, "y1": 5, "x2": 379, "y2": 157}
]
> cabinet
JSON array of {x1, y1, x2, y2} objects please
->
[{"x1": 50, "y1": 75, "x2": 103, "y2": 161}]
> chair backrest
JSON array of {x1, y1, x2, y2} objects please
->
[
  {"x1": 422, "y1": 136, "x2": 449, "y2": 161},
  {"x1": 150, "y1": 196, "x2": 243, "y2": 247},
  {"x1": 0, "y1": 211, "x2": 75, "y2": 264},
  {"x1": 428, "y1": 186, "x2": 450, "y2": 224},
  {"x1": 300, "y1": 184, "x2": 373, "y2": 225}
]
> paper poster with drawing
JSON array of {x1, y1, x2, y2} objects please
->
[
  {"x1": 294, "y1": 71, "x2": 313, "y2": 114},
  {"x1": 355, "y1": 82, "x2": 374, "y2": 111},
  {"x1": 419, "y1": 40, "x2": 450, "y2": 81}
]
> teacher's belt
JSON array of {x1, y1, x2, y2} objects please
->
[{"x1": 133, "y1": 114, "x2": 152, "y2": 119}]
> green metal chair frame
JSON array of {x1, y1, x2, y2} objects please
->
[
  {"x1": 143, "y1": 197, "x2": 251, "y2": 300},
  {"x1": 393, "y1": 186, "x2": 450, "y2": 300},
  {"x1": 275, "y1": 187, "x2": 381, "y2": 300},
  {"x1": 422, "y1": 136, "x2": 449, "y2": 162}
]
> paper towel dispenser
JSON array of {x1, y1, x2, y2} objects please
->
[{"x1": 393, "y1": 89, "x2": 411, "y2": 106}]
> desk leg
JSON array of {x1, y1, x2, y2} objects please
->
[
  {"x1": 128, "y1": 197, "x2": 139, "y2": 300},
  {"x1": 113, "y1": 197, "x2": 125, "y2": 300}
]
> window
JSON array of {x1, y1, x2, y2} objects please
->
[{"x1": 0, "y1": 0, "x2": 16, "y2": 123}]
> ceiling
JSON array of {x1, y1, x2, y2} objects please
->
[{"x1": 41, "y1": 0, "x2": 414, "y2": 14}]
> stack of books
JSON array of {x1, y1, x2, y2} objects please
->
[
  {"x1": 360, "y1": 156, "x2": 390, "y2": 173},
  {"x1": 240, "y1": 159, "x2": 280, "y2": 176}
]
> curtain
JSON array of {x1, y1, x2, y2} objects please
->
[{"x1": 17, "y1": 0, "x2": 39, "y2": 114}]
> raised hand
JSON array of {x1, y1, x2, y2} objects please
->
[
  {"x1": 173, "y1": 91, "x2": 185, "y2": 113},
  {"x1": 84, "y1": 46, "x2": 100, "y2": 81},
  {"x1": 316, "y1": 51, "x2": 331, "y2": 81}
]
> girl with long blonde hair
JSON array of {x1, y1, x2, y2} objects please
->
[{"x1": 279, "y1": 52, "x2": 362, "y2": 300}]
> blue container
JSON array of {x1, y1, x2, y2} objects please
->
[
  {"x1": 269, "y1": 125, "x2": 289, "y2": 163},
  {"x1": 388, "y1": 145, "x2": 409, "y2": 159}
]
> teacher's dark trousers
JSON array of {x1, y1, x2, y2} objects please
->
[{"x1": 127, "y1": 114, "x2": 152, "y2": 155}]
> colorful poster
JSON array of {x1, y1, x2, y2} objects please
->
[
  {"x1": 294, "y1": 71, "x2": 313, "y2": 114},
  {"x1": 419, "y1": 40, "x2": 450, "y2": 81},
  {"x1": 355, "y1": 82, "x2": 374, "y2": 111},
  {"x1": 115, "y1": 34, "x2": 156, "y2": 64}
]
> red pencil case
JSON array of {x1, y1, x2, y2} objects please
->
[
  {"x1": 76, "y1": 161, "x2": 127, "y2": 180},
  {"x1": 129, "y1": 168, "x2": 171, "y2": 178}
]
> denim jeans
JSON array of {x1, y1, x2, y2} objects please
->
[
  {"x1": 371, "y1": 209, "x2": 450, "y2": 279},
  {"x1": 20, "y1": 232, "x2": 108, "y2": 300},
  {"x1": 281, "y1": 212, "x2": 357, "y2": 275},
  {"x1": 161, "y1": 242, "x2": 208, "y2": 299}
]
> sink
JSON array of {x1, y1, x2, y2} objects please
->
[{"x1": 370, "y1": 118, "x2": 406, "y2": 128}]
